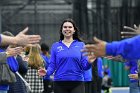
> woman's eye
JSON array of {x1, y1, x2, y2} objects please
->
[{"x1": 63, "y1": 26, "x2": 73, "y2": 28}]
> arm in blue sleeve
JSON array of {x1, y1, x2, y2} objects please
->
[
  {"x1": 97, "y1": 57, "x2": 103, "y2": 77},
  {"x1": 81, "y1": 43, "x2": 91, "y2": 70},
  {"x1": 124, "y1": 60, "x2": 132, "y2": 67},
  {"x1": 46, "y1": 44, "x2": 56, "y2": 76},
  {"x1": 81, "y1": 55, "x2": 91, "y2": 70},
  {"x1": 106, "y1": 35, "x2": 140, "y2": 60}
]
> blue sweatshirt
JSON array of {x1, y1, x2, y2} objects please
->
[
  {"x1": 106, "y1": 35, "x2": 140, "y2": 60},
  {"x1": 41, "y1": 54, "x2": 51, "y2": 80},
  {"x1": 104, "y1": 68, "x2": 111, "y2": 77},
  {"x1": 83, "y1": 67, "x2": 92, "y2": 81},
  {"x1": 97, "y1": 58, "x2": 103, "y2": 78},
  {"x1": 47, "y1": 40, "x2": 91, "y2": 81},
  {"x1": 83, "y1": 57, "x2": 103, "y2": 81},
  {"x1": 125, "y1": 60, "x2": 138, "y2": 82},
  {"x1": 0, "y1": 49, "x2": 19, "y2": 90}
]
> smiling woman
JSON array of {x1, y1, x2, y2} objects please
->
[{"x1": 38, "y1": 18, "x2": 94, "y2": 93}]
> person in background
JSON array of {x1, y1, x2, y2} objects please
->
[
  {"x1": 102, "y1": 71, "x2": 112, "y2": 93},
  {"x1": 41, "y1": 43, "x2": 53, "y2": 93},
  {"x1": 103, "y1": 65, "x2": 111, "y2": 78},
  {"x1": 8, "y1": 55, "x2": 28, "y2": 93},
  {"x1": 2, "y1": 31, "x2": 28, "y2": 93},
  {"x1": 0, "y1": 47, "x2": 22, "y2": 93},
  {"x1": 38, "y1": 18, "x2": 95, "y2": 93},
  {"x1": 83, "y1": 67, "x2": 92, "y2": 93},
  {"x1": 25, "y1": 44, "x2": 44, "y2": 93},
  {"x1": 124, "y1": 60, "x2": 140, "y2": 93},
  {"x1": 96, "y1": 58, "x2": 103, "y2": 93},
  {"x1": 92, "y1": 57, "x2": 103, "y2": 93},
  {"x1": 0, "y1": 31, "x2": 23, "y2": 93},
  {"x1": 84, "y1": 57, "x2": 103, "y2": 93}
]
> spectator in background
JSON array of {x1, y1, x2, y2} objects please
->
[
  {"x1": 8, "y1": 55, "x2": 28, "y2": 93},
  {"x1": 84, "y1": 57, "x2": 103, "y2": 93},
  {"x1": 41, "y1": 43, "x2": 53, "y2": 93},
  {"x1": 0, "y1": 46, "x2": 22, "y2": 93},
  {"x1": 0, "y1": 31, "x2": 23, "y2": 93},
  {"x1": 124, "y1": 60, "x2": 140, "y2": 93},
  {"x1": 96, "y1": 58, "x2": 103, "y2": 93},
  {"x1": 92, "y1": 57, "x2": 103, "y2": 93},
  {"x1": 38, "y1": 18, "x2": 95, "y2": 93},
  {"x1": 103, "y1": 65, "x2": 111, "y2": 78},
  {"x1": 2, "y1": 31, "x2": 28, "y2": 93},
  {"x1": 102, "y1": 71, "x2": 112, "y2": 93},
  {"x1": 25, "y1": 44, "x2": 44, "y2": 93},
  {"x1": 83, "y1": 67, "x2": 92, "y2": 93}
]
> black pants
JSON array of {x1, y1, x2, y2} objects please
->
[
  {"x1": 53, "y1": 81, "x2": 85, "y2": 93},
  {"x1": 92, "y1": 77, "x2": 102, "y2": 93},
  {"x1": 97, "y1": 77, "x2": 102, "y2": 93},
  {"x1": 42, "y1": 80, "x2": 53, "y2": 93},
  {"x1": 85, "y1": 81, "x2": 92, "y2": 93}
]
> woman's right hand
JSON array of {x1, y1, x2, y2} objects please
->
[{"x1": 38, "y1": 68, "x2": 47, "y2": 76}]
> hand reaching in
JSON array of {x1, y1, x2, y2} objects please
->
[
  {"x1": 15, "y1": 27, "x2": 41, "y2": 45},
  {"x1": 82, "y1": 37, "x2": 107, "y2": 58},
  {"x1": 38, "y1": 68, "x2": 47, "y2": 77},
  {"x1": 121, "y1": 24, "x2": 140, "y2": 38}
]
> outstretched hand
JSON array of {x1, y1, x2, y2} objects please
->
[
  {"x1": 15, "y1": 27, "x2": 41, "y2": 46},
  {"x1": 121, "y1": 24, "x2": 140, "y2": 38},
  {"x1": 38, "y1": 68, "x2": 47, "y2": 77},
  {"x1": 82, "y1": 37, "x2": 107, "y2": 58}
]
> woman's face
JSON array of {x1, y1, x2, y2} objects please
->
[{"x1": 62, "y1": 22, "x2": 75, "y2": 37}]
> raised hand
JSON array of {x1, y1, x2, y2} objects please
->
[
  {"x1": 82, "y1": 37, "x2": 107, "y2": 58},
  {"x1": 6, "y1": 47, "x2": 23, "y2": 57},
  {"x1": 15, "y1": 27, "x2": 41, "y2": 45},
  {"x1": 121, "y1": 24, "x2": 140, "y2": 38}
]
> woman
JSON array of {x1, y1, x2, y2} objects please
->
[
  {"x1": 125, "y1": 60, "x2": 140, "y2": 93},
  {"x1": 25, "y1": 44, "x2": 44, "y2": 93},
  {"x1": 38, "y1": 18, "x2": 95, "y2": 93}
]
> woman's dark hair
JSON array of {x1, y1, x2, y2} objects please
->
[{"x1": 59, "y1": 18, "x2": 81, "y2": 41}]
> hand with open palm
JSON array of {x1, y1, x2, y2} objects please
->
[{"x1": 121, "y1": 24, "x2": 140, "y2": 38}]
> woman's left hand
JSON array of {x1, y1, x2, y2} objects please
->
[{"x1": 87, "y1": 53, "x2": 96, "y2": 63}]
